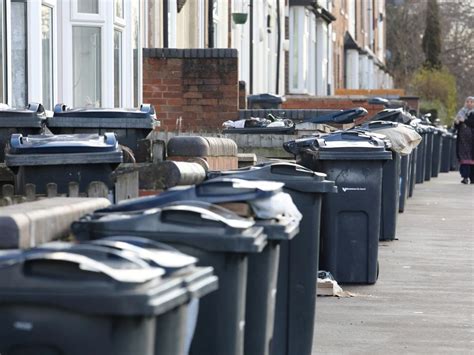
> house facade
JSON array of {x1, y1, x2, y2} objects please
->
[
  {"x1": 0, "y1": 0, "x2": 393, "y2": 111},
  {"x1": 1, "y1": 0, "x2": 142, "y2": 110}
]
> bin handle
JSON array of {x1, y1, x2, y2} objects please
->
[
  {"x1": 59, "y1": 243, "x2": 151, "y2": 268},
  {"x1": 269, "y1": 162, "x2": 314, "y2": 176},
  {"x1": 140, "y1": 103, "x2": 155, "y2": 115},
  {"x1": 103, "y1": 132, "x2": 118, "y2": 146},
  {"x1": 54, "y1": 103, "x2": 69, "y2": 113},
  {"x1": 23, "y1": 251, "x2": 164, "y2": 283},
  {"x1": 27, "y1": 102, "x2": 45, "y2": 115}
]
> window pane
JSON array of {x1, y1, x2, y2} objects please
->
[
  {"x1": 115, "y1": 0, "x2": 123, "y2": 19},
  {"x1": 132, "y1": 0, "x2": 139, "y2": 107},
  {"x1": 11, "y1": 2, "x2": 27, "y2": 108},
  {"x1": 0, "y1": 2, "x2": 5, "y2": 103},
  {"x1": 42, "y1": 6, "x2": 53, "y2": 110},
  {"x1": 78, "y1": 0, "x2": 99, "y2": 14},
  {"x1": 114, "y1": 30, "x2": 122, "y2": 107},
  {"x1": 73, "y1": 26, "x2": 101, "y2": 107}
]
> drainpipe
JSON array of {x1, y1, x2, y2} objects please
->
[
  {"x1": 249, "y1": 0, "x2": 254, "y2": 94},
  {"x1": 275, "y1": 0, "x2": 281, "y2": 95},
  {"x1": 163, "y1": 0, "x2": 169, "y2": 48},
  {"x1": 208, "y1": 0, "x2": 215, "y2": 48}
]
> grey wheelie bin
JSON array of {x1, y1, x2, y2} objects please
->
[
  {"x1": 415, "y1": 125, "x2": 427, "y2": 183},
  {"x1": 431, "y1": 128, "x2": 443, "y2": 177},
  {"x1": 440, "y1": 130, "x2": 452, "y2": 173},
  {"x1": 408, "y1": 147, "x2": 417, "y2": 197},
  {"x1": 0, "y1": 242, "x2": 196, "y2": 355},
  {"x1": 285, "y1": 131, "x2": 392, "y2": 284},
  {"x1": 72, "y1": 201, "x2": 267, "y2": 355},
  {"x1": 5, "y1": 133, "x2": 122, "y2": 195},
  {"x1": 0, "y1": 103, "x2": 47, "y2": 162},
  {"x1": 351, "y1": 122, "x2": 401, "y2": 240},
  {"x1": 206, "y1": 162, "x2": 336, "y2": 355},
  {"x1": 87, "y1": 178, "x2": 300, "y2": 355},
  {"x1": 424, "y1": 125, "x2": 434, "y2": 181},
  {"x1": 48, "y1": 104, "x2": 159, "y2": 152}
]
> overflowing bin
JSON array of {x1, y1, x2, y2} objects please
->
[
  {"x1": 5, "y1": 133, "x2": 122, "y2": 196},
  {"x1": 0, "y1": 239, "x2": 217, "y2": 355},
  {"x1": 0, "y1": 103, "x2": 47, "y2": 162},
  {"x1": 73, "y1": 198, "x2": 268, "y2": 355},
  {"x1": 206, "y1": 163, "x2": 335, "y2": 355},
  {"x1": 285, "y1": 131, "x2": 392, "y2": 284},
  {"x1": 48, "y1": 104, "x2": 159, "y2": 153}
]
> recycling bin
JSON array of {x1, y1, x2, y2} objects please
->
[
  {"x1": 87, "y1": 178, "x2": 300, "y2": 355},
  {"x1": 431, "y1": 128, "x2": 443, "y2": 177},
  {"x1": 424, "y1": 126, "x2": 434, "y2": 181},
  {"x1": 285, "y1": 131, "x2": 392, "y2": 284},
  {"x1": 73, "y1": 201, "x2": 267, "y2": 355},
  {"x1": 5, "y1": 133, "x2": 122, "y2": 195},
  {"x1": 206, "y1": 162, "x2": 336, "y2": 355},
  {"x1": 48, "y1": 104, "x2": 159, "y2": 152},
  {"x1": 440, "y1": 131, "x2": 452, "y2": 173},
  {"x1": 0, "y1": 242, "x2": 196, "y2": 355},
  {"x1": 0, "y1": 103, "x2": 47, "y2": 162}
]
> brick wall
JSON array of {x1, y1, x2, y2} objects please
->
[
  {"x1": 143, "y1": 48, "x2": 239, "y2": 132},
  {"x1": 282, "y1": 95, "x2": 385, "y2": 124}
]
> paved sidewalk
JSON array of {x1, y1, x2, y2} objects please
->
[{"x1": 312, "y1": 172, "x2": 474, "y2": 354}]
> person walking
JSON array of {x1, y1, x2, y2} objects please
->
[{"x1": 454, "y1": 96, "x2": 474, "y2": 184}]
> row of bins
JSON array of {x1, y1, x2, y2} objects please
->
[{"x1": 0, "y1": 169, "x2": 336, "y2": 355}]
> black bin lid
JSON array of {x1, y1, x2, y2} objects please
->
[
  {"x1": 0, "y1": 245, "x2": 194, "y2": 317},
  {"x1": 302, "y1": 131, "x2": 393, "y2": 160},
  {"x1": 49, "y1": 103, "x2": 158, "y2": 128},
  {"x1": 97, "y1": 178, "x2": 284, "y2": 213},
  {"x1": 5, "y1": 133, "x2": 123, "y2": 166},
  {"x1": 207, "y1": 162, "x2": 336, "y2": 193},
  {"x1": 370, "y1": 108, "x2": 412, "y2": 124},
  {"x1": 0, "y1": 103, "x2": 46, "y2": 127},
  {"x1": 247, "y1": 93, "x2": 283, "y2": 104},
  {"x1": 74, "y1": 201, "x2": 267, "y2": 253}
]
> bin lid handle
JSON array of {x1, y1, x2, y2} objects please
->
[{"x1": 23, "y1": 251, "x2": 164, "y2": 283}]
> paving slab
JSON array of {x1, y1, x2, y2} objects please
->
[{"x1": 313, "y1": 171, "x2": 474, "y2": 354}]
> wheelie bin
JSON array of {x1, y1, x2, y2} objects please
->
[
  {"x1": 207, "y1": 162, "x2": 336, "y2": 355},
  {"x1": 48, "y1": 104, "x2": 159, "y2": 152},
  {"x1": 5, "y1": 133, "x2": 122, "y2": 195},
  {"x1": 424, "y1": 125, "x2": 434, "y2": 181},
  {"x1": 285, "y1": 131, "x2": 392, "y2": 284},
  {"x1": 73, "y1": 200, "x2": 267, "y2": 355},
  {"x1": 415, "y1": 125, "x2": 427, "y2": 183},
  {"x1": 408, "y1": 147, "x2": 417, "y2": 197},
  {"x1": 0, "y1": 242, "x2": 201, "y2": 355},
  {"x1": 0, "y1": 103, "x2": 47, "y2": 162},
  {"x1": 440, "y1": 130, "x2": 452, "y2": 173},
  {"x1": 431, "y1": 128, "x2": 443, "y2": 177}
]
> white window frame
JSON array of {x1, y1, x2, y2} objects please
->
[
  {"x1": 71, "y1": 0, "x2": 104, "y2": 22},
  {"x1": 114, "y1": 0, "x2": 126, "y2": 27},
  {"x1": 289, "y1": 7, "x2": 310, "y2": 94},
  {"x1": 168, "y1": 0, "x2": 177, "y2": 47}
]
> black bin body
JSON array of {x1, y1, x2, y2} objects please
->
[
  {"x1": 207, "y1": 163, "x2": 336, "y2": 355},
  {"x1": 0, "y1": 243, "x2": 193, "y2": 355},
  {"x1": 408, "y1": 147, "x2": 417, "y2": 197},
  {"x1": 290, "y1": 131, "x2": 391, "y2": 284},
  {"x1": 5, "y1": 133, "x2": 122, "y2": 195},
  {"x1": 399, "y1": 154, "x2": 410, "y2": 211},
  {"x1": 424, "y1": 127, "x2": 434, "y2": 181},
  {"x1": 0, "y1": 103, "x2": 46, "y2": 162},
  {"x1": 450, "y1": 133, "x2": 459, "y2": 171},
  {"x1": 440, "y1": 132, "x2": 452, "y2": 173},
  {"x1": 353, "y1": 121, "x2": 402, "y2": 240},
  {"x1": 415, "y1": 129, "x2": 427, "y2": 183},
  {"x1": 431, "y1": 129, "x2": 443, "y2": 177},
  {"x1": 73, "y1": 201, "x2": 267, "y2": 355},
  {"x1": 89, "y1": 178, "x2": 298, "y2": 355},
  {"x1": 48, "y1": 104, "x2": 158, "y2": 152}
]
